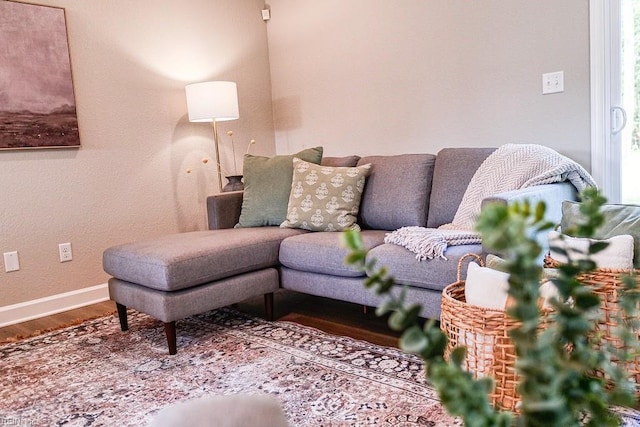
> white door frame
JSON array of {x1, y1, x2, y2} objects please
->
[{"x1": 590, "y1": 0, "x2": 622, "y2": 202}]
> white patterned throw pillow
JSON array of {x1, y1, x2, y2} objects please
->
[{"x1": 280, "y1": 158, "x2": 371, "y2": 231}]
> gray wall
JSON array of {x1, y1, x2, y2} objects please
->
[
  {"x1": 267, "y1": 0, "x2": 591, "y2": 168},
  {"x1": 1, "y1": 0, "x2": 592, "y2": 312},
  {"x1": 1, "y1": 0, "x2": 275, "y2": 307}
]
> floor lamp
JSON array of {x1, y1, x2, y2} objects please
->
[{"x1": 185, "y1": 81, "x2": 239, "y2": 192}]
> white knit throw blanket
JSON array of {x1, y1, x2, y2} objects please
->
[{"x1": 385, "y1": 144, "x2": 597, "y2": 260}]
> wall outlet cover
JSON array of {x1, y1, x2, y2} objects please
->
[{"x1": 4, "y1": 251, "x2": 20, "y2": 272}]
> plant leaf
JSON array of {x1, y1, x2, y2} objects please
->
[{"x1": 400, "y1": 325, "x2": 430, "y2": 354}]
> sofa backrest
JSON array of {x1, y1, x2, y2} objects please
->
[
  {"x1": 356, "y1": 154, "x2": 436, "y2": 231},
  {"x1": 321, "y1": 155, "x2": 361, "y2": 167},
  {"x1": 426, "y1": 147, "x2": 496, "y2": 228}
]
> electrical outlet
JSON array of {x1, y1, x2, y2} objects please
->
[
  {"x1": 59, "y1": 243, "x2": 72, "y2": 262},
  {"x1": 542, "y1": 71, "x2": 564, "y2": 94},
  {"x1": 4, "y1": 251, "x2": 20, "y2": 272}
]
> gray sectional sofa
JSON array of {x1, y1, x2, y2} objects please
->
[
  {"x1": 104, "y1": 147, "x2": 578, "y2": 354},
  {"x1": 211, "y1": 148, "x2": 577, "y2": 319}
]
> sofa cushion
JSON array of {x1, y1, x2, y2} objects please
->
[
  {"x1": 279, "y1": 230, "x2": 387, "y2": 277},
  {"x1": 321, "y1": 155, "x2": 361, "y2": 167},
  {"x1": 103, "y1": 228, "x2": 306, "y2": 292},
  {"x1": 356, "y1": 154, "x2": 436, "y2": 231},
  {"x1": 236, "y1": 147, "x2": 323, "y2": 228},
  {"x1": 426, "y1": 148, "x2": 495, "y2": 228},
  {"x1": 280, "y1": 158, "x2": 371, "y2": 232},
  {"x1": 366, "y1": 243, "x2": 484, "y2": 292}
]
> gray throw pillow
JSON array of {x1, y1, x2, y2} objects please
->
[
  {"x1": 236, "y1": 147, "x2": 323, "y2": 227},
  {"x1": 560, "y1": 200, "x2": 640, "y2": 268}
]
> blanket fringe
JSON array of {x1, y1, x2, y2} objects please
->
[{"x1": 384, "y1": 227, "x2": 481, "y2": 261}]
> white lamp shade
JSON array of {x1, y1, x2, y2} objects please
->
[{"x1": 185, "y1": 81, "x2": 239, "y2": 122}]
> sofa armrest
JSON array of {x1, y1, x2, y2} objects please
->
[
  {"x1": 481, "y1": 182, "x2": 578, "y2": 224},
  {"x1": 206, "y1": 191, "x2": 244, "y2": 230},
  {"x1": 481, "y1": 182, "x2": 579, "y2": 257}
]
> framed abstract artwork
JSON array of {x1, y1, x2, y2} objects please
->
[{"x1": 0, "y1": 1, "x2": 80, "y2": 150}]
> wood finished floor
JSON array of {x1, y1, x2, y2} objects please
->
[
  {"x1": 0, "y1": 290, "x2": 400, "y2": 348},
  {"x1": 0, "y1": 300, "x2": 118, "y2": 342}
]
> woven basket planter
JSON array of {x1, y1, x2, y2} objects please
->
[
  {"x1": 440, "y1": 254, "x2": 523, "y2": 412},
  {"x1": 441, "y1": 253, "x2": 640, "y2": 411},
  {"x1": 544, "y1": 255, "x2": 640, "y2": 394}
]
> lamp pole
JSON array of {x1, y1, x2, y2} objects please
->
[{"x1": 212, "y1": 120, "x2": 223, "y2": 192}]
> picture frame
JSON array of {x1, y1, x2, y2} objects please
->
[{"x1": 0, "y1": 0, "x2": 80, "y2": 150}]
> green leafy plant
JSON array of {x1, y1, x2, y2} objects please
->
[{"x1": 343, "y1": 188, "x2": 639, "y2": 426}]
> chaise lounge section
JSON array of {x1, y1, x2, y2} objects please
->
[{"x1": 104, "y1": 228, "x2": 304, "y2": 354}]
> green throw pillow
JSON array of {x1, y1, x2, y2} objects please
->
[
  {"x1": 236, "y1": 147, "x2": 323, "y2": 227},
  {"x1": 280, "y1": 158, "x2": 371, "y2": 231},
  {"x1": 560, "y1": 200, "x2": 640, "y2": 268}
]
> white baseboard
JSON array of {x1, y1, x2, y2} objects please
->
[{"x1": 0, "y1": 283, "x2": 110, "y2": 328}]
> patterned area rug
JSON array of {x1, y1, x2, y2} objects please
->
[
  {"x1": 3, "y1": 309, "x2": 640, "y2": 426},
  {"x1": 1, "y1": 309, "x2": 460, "y2": 426}
]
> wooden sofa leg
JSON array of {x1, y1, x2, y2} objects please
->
[
  {"x1": 164, "y1": 321, "x2": 177, "y2": 355},
  {"x1": 264, "y1": 292, "x2": 274, "y2": 321},
  {"x1": 116, "y1": 303, "x2": 129, "y2": 331}
]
